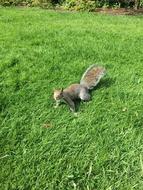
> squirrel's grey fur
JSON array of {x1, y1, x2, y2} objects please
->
[{"x1": 53, "y1": 65, "x2": 106, "y2": 112}]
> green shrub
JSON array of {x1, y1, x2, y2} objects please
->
[
  {"x1": 31, "y1": 0, "x2": 56, "y2": 7},
  {"x1": 0, "y1": 0, "x2": 142, "y2": 10},
  {"x1": 0, "y1": 0, "x2": 32, "y2": 6},
  {"x1": 0, "y1": 0, "x2": 59, "y2": 6},
  {"x1": 63, "y1": 0, "x2": 97, "y2": 11},
  {"x1": 62, "y1": 0, "x2": 143, "y2": 10}
]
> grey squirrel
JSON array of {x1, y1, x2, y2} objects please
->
[{"x1": 53, "y1": 65, "x2": 106, "y2": 113}]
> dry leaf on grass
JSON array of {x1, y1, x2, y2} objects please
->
[{"x1": 42, "y1": 123, "x2": 52, "y2": 128}]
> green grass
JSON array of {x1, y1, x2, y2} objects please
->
[{"x1": 0, "y1": 7, "x2": 143, "y2": 190}]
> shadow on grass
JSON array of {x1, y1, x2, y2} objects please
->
[
  {"x1": 75, "y1": 78, "x2": 116, "y2": 112},
  {"x1": 58, "y1": 78, "x2": 115, "y2": 112},
  {"x1": 96, "y1": 77, "x2": 116, "y2": 89}
]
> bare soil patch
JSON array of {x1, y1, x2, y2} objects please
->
[{"x1": 95, "y1": 8, "x2": 143, "y2": 15}]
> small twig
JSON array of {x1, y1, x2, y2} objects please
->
[
  {"x1": 87, "y1": 162, "x2": 93, "y2": 179},
  {"x1": 0, "y1": 154, "x2": 9, "y2": 159}
]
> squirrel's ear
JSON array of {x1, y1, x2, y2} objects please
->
[{"x1": 60, "y1": 88, "x2": 63, "y2": 94}]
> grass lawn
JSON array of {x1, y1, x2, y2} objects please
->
[{"x1": 0, "y1": 7, "x2": 143, "y2": 190}]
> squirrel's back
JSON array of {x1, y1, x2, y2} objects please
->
[{"x1": 80, "y1": 65, "x2": 106, "y2": 89}]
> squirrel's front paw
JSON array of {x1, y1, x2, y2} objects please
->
[{"x1": 73, "y1": 112, "x2": 79, "y2": 117}]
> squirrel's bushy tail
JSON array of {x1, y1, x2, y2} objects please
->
[{"x1": 80, "y1": 65, "x2": 106, "y2": 89}]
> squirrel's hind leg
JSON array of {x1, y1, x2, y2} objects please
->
[
  {"x1": 63, "y1": 94, "x2": 76, "y2": 112},
  {"x1": 79, "y1": 89, "x2": 90, "y2": 101}
]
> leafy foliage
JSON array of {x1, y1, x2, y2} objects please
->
[
  {"x1": 63, "y1": 0, "x2": 97, "y2": 11},
  {"x1": 63, "y1": 0, "x2": 143, "y2": 11},
  {"x1": 0, "y1": 0, "x2": 55, "y2": 6},
  {"x1": 0, "y1": 0, "x2": 143, "y2": 9}
]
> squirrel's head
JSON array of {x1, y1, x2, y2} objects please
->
[{"x1": 53, "y1": 88, "x2": 63, "y2": 101}]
